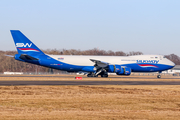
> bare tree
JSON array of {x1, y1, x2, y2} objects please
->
[{"x1": 165, "y1": 54, "x2": 180, "y2": 65}]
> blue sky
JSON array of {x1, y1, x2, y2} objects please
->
[{"x1": 1, "y1": 0, "x2": 180, "y2": 56}]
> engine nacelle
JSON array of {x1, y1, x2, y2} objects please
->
[
  {"x1": 108, "y1": 65, "x2": 121, "y2": 73},
  {"x1": 108, "y1": 65, "x2": 131, "y2": 75},
  {"x1": 116, "y1": 67, "x2": 131, "y2": 75}
]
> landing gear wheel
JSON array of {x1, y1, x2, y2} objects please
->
[
  {"x1": 101, "y1": 74, "x2": 108, "y2": 78},
  {"x1": 87, "y1": 73, "x2": 97, "y2": 77},
  {"x1": 93, "y1": 75, "x2": 98, "y2": 77},
  {"x1": 87, "y1": 74, "x2": 91, "y2": 77},
  {"x1": 157, "y1": 75, "x2": 161, "y2": 78}
]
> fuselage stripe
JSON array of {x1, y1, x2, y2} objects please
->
[{"x1": 137, "y1": 64, "x2": 158, "y2": 68}]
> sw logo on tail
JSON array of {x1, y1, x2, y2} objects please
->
[{"x1": 16, "y1": 43, "x2": 32, "y2": 47}]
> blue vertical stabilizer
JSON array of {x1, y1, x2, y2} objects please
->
[{"x1": 10, "y1": 30, "x2": 44, "y2": 55}]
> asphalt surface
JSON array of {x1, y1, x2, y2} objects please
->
[
  {"x1": 0, "y1": 81, "x2": 180, "y2": 86},
  {"x1": 0, "y1": 75, "x2": 180, "y2": 79},
  {"x1": 0, "y1": 75, "x2": 72, "y2": 78}
]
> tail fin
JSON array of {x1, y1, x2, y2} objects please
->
[{"x1": 10, "y1": 30, "x2": 44, "y2": 55}]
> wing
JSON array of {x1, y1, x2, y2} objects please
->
[{"x1": 90, "y1": 59, "x2": 109, "y2": 67}]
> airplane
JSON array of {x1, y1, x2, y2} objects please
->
[{"x1": 8, "y1": 30, "x2": 175, "y2": 78}]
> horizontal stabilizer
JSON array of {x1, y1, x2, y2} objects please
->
[
  {"x1": 5, "y1": 55, "x2": 14, "y2": 57},
  {"x1": 19, "y1": 54, "x2": 39, "y2": 61}
]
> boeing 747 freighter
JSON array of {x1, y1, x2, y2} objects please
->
[{"x1": 8, "y1": 30, "x2": 175, "y2": 78}]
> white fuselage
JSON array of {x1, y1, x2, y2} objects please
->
[{"x1": 47, "y1": 54, "x2": 174, "y2": 67}]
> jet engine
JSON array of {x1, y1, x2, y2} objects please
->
[
  {"x1": 116, "y1": 67, "x2": 131, "y2": 75},
  {"x1": 108, "y1": 65, "x2": 121, "y2": 73},
  {"x1": 108, "y1": 65, "x2": 131, "y2": 75}
]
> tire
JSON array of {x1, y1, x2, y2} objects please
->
[
  {"x1": 87, "y1": 74, "x2": 97, "y2": 77},
  {"x1": 87, "y1": 74, "x2": 92, "y2": 77},
  {"x1": 105, "y1": 74, "x2": 108, "y2": 77},
  {"x1": 101, "y1": 74, "x2": 108, "y2": 78},
  {"x1": 157, "y1": 75, "x2": 161, "y2": 78}
]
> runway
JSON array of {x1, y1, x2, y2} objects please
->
[
  {"x1": 0, "y1": 75, "x2": 180, "y2": 79},
  {"x1": 1, "y1": 81, "x2": 180, "y2": 86}
]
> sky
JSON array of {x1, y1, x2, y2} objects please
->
[{"x1": 0, "y1": 0, "x2": 180, "y2": 56}]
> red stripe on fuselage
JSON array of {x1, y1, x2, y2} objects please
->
[{"x1": 138, "y1": 64, "x2": 158, "y2": 68}]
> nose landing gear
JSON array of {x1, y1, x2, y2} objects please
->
[
  {"x1": 157, "y1": 71, "x2": 162, "y2": 78},
  {"x1": 157, "y1": 74, "x2": 161, "y2": 78}
]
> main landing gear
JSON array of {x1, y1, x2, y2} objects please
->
[
  {"x1": 87, "y1": 67, "x2": 109, "y2": 78},
  {"x1": 87, "y1": 72, "x2": 108, "y2": 78},
  {"x1": 87, "y1": 73, "x2": 97, "y2": 77}
]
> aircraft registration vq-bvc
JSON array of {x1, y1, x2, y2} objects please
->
[{"x1": 9, "y1": 30, "x2": 175, "y2": 78}]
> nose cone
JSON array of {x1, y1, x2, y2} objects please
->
[{"x1": 169, "y1": 60, "x2": 175, "y2": 69}]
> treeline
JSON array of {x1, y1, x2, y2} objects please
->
[
  {"x1": 0, "y1": 48, "x2": 180, "y2": 73},
  {"x1": 44, "y1": 48, "x2": 143, "y2": 56}
]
